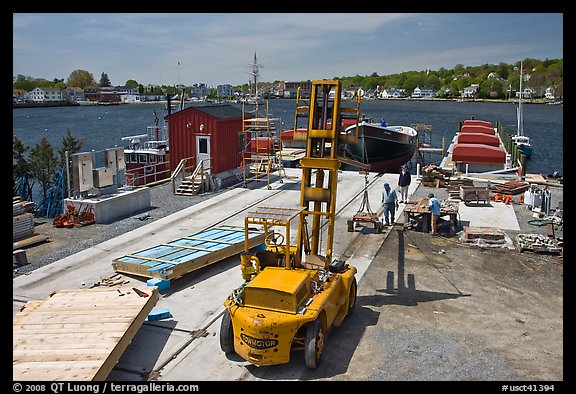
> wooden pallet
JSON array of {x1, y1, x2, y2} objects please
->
[
  {"x1": 13, "y1": 286, "x2": 158, "y2": 381},
  {"x1": 493, "y1": 180, "x2": 530, "y2": 195},
  {"x1": 462, "y1": 226, "x2": 506, "y2": 242}
]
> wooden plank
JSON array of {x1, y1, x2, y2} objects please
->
[
  {"x1": 13, "y1": 286, "x2": 158, "y2": 381},
  {"x1": 13, "y1": 234, "x2": 50, "y2": 250}
]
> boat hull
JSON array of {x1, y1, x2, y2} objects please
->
[
  {"x1": 343, "y1": 123, "x2": 417, "y2": 172},
  {"x1": 517, "y1": 144, "x2": 533, "y2": 158}
]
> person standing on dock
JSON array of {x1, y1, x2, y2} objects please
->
[
  {"x1": 382, "y1": 182, "x2": 399, "y2": 226},
  {"x1": 397, "y1": 164, "x2": 411, "y2": 203},
  {"x1": 428, "y1": 193, "x2": 441, "y2": 235}
]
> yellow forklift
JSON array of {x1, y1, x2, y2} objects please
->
[{"x1": 220, "y1": 80, "x2": 364, "y2": 369}]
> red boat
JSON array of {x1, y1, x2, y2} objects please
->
[
  {"x1": 456, "y1": 132, "x2": 500, "y2": 146},
  {"x1": 123, "y1": 111, "x2": 171, "y2": 186},
  {"x1": 451, "y1": 143, "x2": 506, "y2": 164},
  {"x1": 441, "y1": 118, "x2": 523, "y2": 175},
  {"x1": 460, "y1": 124, "x2": 496, "y2": 135}
]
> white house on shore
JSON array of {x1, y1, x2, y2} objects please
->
[
  {"x1": 29, "y1": 87, "x2": 64, "y2": 103},
  {"x1": 411, "y1": 87, "x2": 434, "y2": 98},
  {"x1": 120, "y1": 94, "x2": 141, "y2": 103},
  {"x1": 462, "y1": 84, "x2": 480, "y2": 98}
]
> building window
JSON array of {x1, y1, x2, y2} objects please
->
[{"x1": 199, "y1": 139, "x2": 208, "y2": 154}]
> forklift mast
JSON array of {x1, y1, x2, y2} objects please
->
[{"x1": 296, "y1": 80, "x2": 359, "y2": 268}]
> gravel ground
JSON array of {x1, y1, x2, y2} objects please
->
[{"x1": 15, "y1": 181, "x2": 229, "y2": 275}]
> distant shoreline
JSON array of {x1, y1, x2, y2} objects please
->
[{"x1": 13, "y1": 97, "x2": 562, "y2": 109}]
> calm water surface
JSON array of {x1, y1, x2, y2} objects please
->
[{"x1": 13, "y1": 99, "x2": 563, "y2": 176}]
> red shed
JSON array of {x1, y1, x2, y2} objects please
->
[{"x1": 166, "y1": 105, "x2": 244, "y2": 175}]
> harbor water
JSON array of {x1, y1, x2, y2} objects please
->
[{"x1": 13, "y1": 99, "x2": 563, "y2": 177}]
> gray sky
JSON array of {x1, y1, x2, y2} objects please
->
[{"x1": 13, "y1": 13, "x2": 563, "y2": 87}]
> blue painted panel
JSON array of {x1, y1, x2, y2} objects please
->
[{"x1": 148, "y1": 263, "x2": 175, "y2": 273}]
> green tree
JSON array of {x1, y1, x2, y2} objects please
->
[
  {"x1": 125, "y1": 79, "x2": 139, "y2": 88},
  {"x1": 32, "y1": 78, "x2": 54, "y2": 88},
  {"x1": 13, "y1": 136, "x2": 30, "y2": 184},
  {"x1": 67, "y1": 69, "x2": 96, "y2": 89},
  {"x1": 498, "y1": 62, "x2": 509, "y2": 80},
  {"x1": 54, "y1": 81, "x2": 67, "y2": 90},
  {"x1": 13, "y1": 74, "x2": 34, "y2": 91},
  {"x1": 100, "y1": 72, "x2": 112, "y2": 87},
  {"x1": 479, "y1": 78, "x2": 505, "y2": 99},
  {"x1": 29, "y1": 137, "x2": 59, "y2": 199},
  {"x1": 58, "y1": 129, "x2": 84, "y2": 168}
]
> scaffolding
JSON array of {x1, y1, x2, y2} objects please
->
[
  {"x1": 240, "y1": 101, "x2": 285, "y2": 189},
  {"x1": 35, "y1": 168, "x2": 66, "y2": 218},
  {"x1": 411, "y1": 123, "x2": 445, "y2": 168}
]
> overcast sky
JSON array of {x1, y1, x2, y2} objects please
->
[{"x1": 13, "y1": 13, "x2": 563, "y2": 87}]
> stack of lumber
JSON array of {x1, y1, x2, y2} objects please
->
[
  {"x1": 12, "y1": 196, "x2": 49, "y2": 249},
  {"x1": 493, "y1": 180, "x2": 530, "y2": 195},
  {"x1": 13, "y1": 213, "x2": 34, "y2": 241},
  {"x1": 461, "y1": 226, "x2": 507, "y2": 244},
  {"x1": 421, "y1": 165, "x2": 448, "y2": 187},
  {"x1": 446, "y1": 178, "x2": 474, "y2": 199},
  {"x1": 13, "y1": 196, "x2": 36, "y2": 241}
]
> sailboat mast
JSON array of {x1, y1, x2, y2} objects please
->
[
  {"x1": 518, "y1": 60, "x2": 523, "y2": 136},
  {"x1": 252, "y1": 51, "x2": 259, "y2": 98}
]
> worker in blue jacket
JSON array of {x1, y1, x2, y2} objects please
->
[
  {"x1": 381, "y1": 182, "x2": 399, "y2": 226},
  {"x1": 428, "y1": 193, "x2": 441, "y2": 235}
]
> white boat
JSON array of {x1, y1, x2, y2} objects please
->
[{"x1": 512, "y1": 61, "x2": 533, "y2": 158}]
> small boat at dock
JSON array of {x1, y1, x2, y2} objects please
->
[
  {"x1": 511, "y1": 61, "x2": 533, "y2": 159},
  {"x1": 440, "y1": 118, "x2": 523, "y2": 177},
  {"x1": 122, "y1": 110, "x2": 171, "y2": 186}
]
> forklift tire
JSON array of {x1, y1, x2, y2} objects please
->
[
  {"x1": 304, "y1": 319, "x2": 325, "y2": 369},
  {"x1": 219, "y1": 311, "x2": 235, "y2": 354},
  {"x1": 347, "y1": 277, "x2": 358, "y2": 316}
]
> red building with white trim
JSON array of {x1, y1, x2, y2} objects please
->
[{"x1": 165, "y1": 105, "x2": 245, "y2": 176}]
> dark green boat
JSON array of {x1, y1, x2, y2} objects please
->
[{"x1": 342, "y1": 121, "x2": 417, "y2": 173}]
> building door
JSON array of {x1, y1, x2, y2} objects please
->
[{"x1": 196, "y1": 136, "x2": 211, "y2": 173}]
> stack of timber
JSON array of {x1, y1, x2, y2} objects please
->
[
  {"x1": 13, "y1": 286, "x2": 158, "y2": 381},
  {"x1": 461, "y1": 226, "x2": 507, "y2": 245},
  {"x1": 493, "y1": 180, "x2": 530, "y2": 195},
  {"x1": 421, "y1": 164, "x2": 452, "y2": 188},
  {"x1": 446, "y1": 178, "x2": 474, "y2": 199},
  {"x1": 13, "y1": 196, "x2": 48, "y2": 249}
]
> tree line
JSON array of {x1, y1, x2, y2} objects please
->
[
  {"x1": 331, "y1": 58, "x2": 563, "y2": 99},
  {"x1": 13, "y1": 58, "x2": 563, "y2": 100}
]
